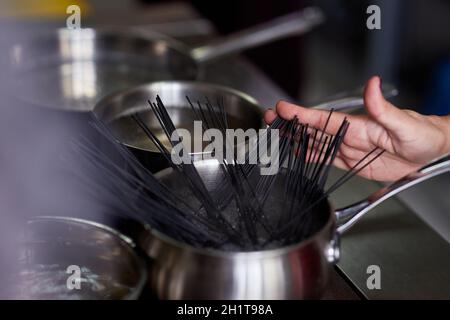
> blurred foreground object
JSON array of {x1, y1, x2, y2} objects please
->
[{"x1": 0, "y1": 0, "x2": 90, "y2": 19}]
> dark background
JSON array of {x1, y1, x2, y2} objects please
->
[{"x1": 141, "y1": 0, "x2": 450, "y2": 115}]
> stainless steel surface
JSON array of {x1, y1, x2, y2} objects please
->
[
  {"x1": 336, "y1": 154, "x2": 450, "y2": 233},
  {"x1": 201, "y1": 57, "x2": 289, "y2": 107},
  {"x1": 8, "y1": 7, "x2": 322, "y2": 112},
  {"x1": 94, "y1": 81, "x2": 264, "y2": 154},
  {"x1": 14, "y1": 216, "x2": 147, "y2": 300},
  {"x1": 310, "y1": 83, "x2": 398, "y2": 112},
  {"x1": 329, "y1": 169, "x2": 450, "y2": 299},
  {"x1": 396, "y1": 175, "x2": 450, "y2": 244},
  {"x1": 190, "y1": 7, "x2": 324, "y2": 63}
]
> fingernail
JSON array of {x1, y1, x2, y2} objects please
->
[{"x1": 378, "y1": 76, "x2": 383, "y2": 90}]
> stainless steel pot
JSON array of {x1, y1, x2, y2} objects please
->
[
  {"x1": 13, "y1": 216, "x2": 147, "y2": 300},
  {"x1": 7, "y1": 7, "x2": 324, "y2": 112},
  {"x1": 94, "y1": 81, "x2": 265, "y2": 172},
  {"x1": 139, "y1": 154, "x2": 450, "y2": 299}
]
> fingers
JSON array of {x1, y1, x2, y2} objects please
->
[
  {"x1": 306, "y1": 140, "x2": 376, "y2": 166},
  {"x1": 264, "y1": 108, "x2": 277, "y2": 124},
  {"x1": 267, "y1": 76, "x2": 403, "y2": 134},
  {"x1": 265, "y1": 100, "x2": 374, "y2": 151},
  {"x1": 275, "y1": 101, "x2": 359, "y2": 136},
  {"x1": 363, "y1": 76, "x2": 383, "y2": 117},
  {"x1": 364, "y1": 76, "x2": 413, "y2": 132}
]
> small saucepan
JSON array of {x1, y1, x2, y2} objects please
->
[
  {"x1": 139, "y1": 154, "x2": 450, "y2": 299},
  {"x1": 93, "y1": 81, "x2": 265, "y2": 172},
  {"x1": 12, "y1": 216, "x2": 147, "y2": 300}
]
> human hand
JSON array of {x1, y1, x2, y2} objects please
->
[{"x1": 264, "y1": 76, "x2": 450, "y2": 181}]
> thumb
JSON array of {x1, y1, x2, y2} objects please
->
[{"x1": 364, "y1": 76, "x2": 411, "y2": 132}]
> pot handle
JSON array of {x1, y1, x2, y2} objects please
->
[
  {"x1": 335, "y1": 153, "x2": 450, "y2": 234},
  {"x1": 190, "y1": 7, "x2": 325, "y2": 63}
]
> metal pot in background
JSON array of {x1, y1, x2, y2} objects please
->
[
  {"x1": 13, "y1": 216, "x2": 147, "y2": 300},
  {"x1": 7, "y1": 7, "x2": 324, "y2": 112},
  {"x1": 139, "y1": 154, "x2": 450, "y2": 299},
  {"x1": 93, "y1": 81, "x2": 264, "y2": 172}
]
